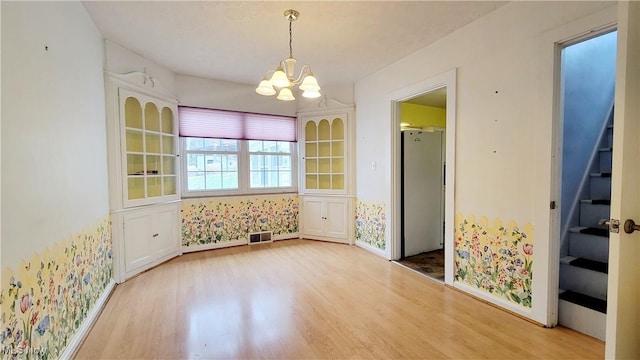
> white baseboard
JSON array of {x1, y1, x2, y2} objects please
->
[
  {"x1": 181, "y1": 233, "x2": 300, "y2": 253},
  {"x1": 61, "y1": 279, "x2": 116, "y2": 359},
  {"x1": 355, "y1": 240, "x2": 388, "y2": 259},
  {"x1": 181, "y1": 238, "x2": 248, "y2": 253},
  {"x1": 453, "y1": 281, "x2": 534, "y2": 320},
  {"x1": 273, "y1": 233, "x2": 299, "y2": 241}
]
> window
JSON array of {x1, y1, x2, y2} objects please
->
[
  {"x1": 185, "y1": 138, "x2": 239, "y2": 191},
  {"x1": 248, "y1": 140, "x2": 293, "y2": 188},
  {"x1": 179, "y1": 107, "x2": 297, "y2": 196}
]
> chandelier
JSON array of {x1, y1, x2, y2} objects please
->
[{"x1": 255, "y1": 9, "x2": 321, "y2": 101}]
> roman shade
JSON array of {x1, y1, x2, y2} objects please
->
[{"x1": 178, "y1": 106, "x2": 296, "y2": 142}]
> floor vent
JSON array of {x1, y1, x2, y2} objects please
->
[{"x1": 249, "y1": 231, "x2": 273, "y2": 245}]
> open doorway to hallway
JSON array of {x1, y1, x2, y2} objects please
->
[{"x1": 396, "y1": 88, "x2": 447, "y2": 282}]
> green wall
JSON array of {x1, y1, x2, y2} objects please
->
[{"x1": 400, "y1": 103, "x2": 446, "y2": 129}]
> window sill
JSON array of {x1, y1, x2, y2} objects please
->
[{"x1": 181, "y1": 189, "x2": 298, "y2": 200}]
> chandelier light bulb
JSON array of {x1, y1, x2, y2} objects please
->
[
  {"x1": 299, "y1": 74, "x2": 320, "y2": 92},
  {"x1": 255, "y1": 79, "x2": 276, "y2": 96},
  {"x1": 277, "y1": 87, "x2": 296, "y2": 101},
  {"x1": 270, "y1": 68, "x2": 290, "y2": 88},
  {"x1": 302, "y1": 89, "x2": 321, "y2": 99}
]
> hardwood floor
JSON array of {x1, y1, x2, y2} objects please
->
[{"x1": 76, "y1": 239, "x2": 604, "y2": 359}]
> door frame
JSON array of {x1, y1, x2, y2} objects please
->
[
  {"x1": 550, "y1": 24, "x2": 617, "y2": 332},
  {"x1": 389, "y1": 69, "x2": 457, "y2": 286},
  {"x1": 545, "y1": 6, "x2": 617, "y2": 327},
  {"x1": 554, "y1": 27, "x2": 618, "y2": 246}
]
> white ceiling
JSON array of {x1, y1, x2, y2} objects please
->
[
  {"x1": 405, "y1": 87, "x2": 447, "y2": 108},
  {"x1": 82, "y1": 1, "x2": 506, "y2": 87}
]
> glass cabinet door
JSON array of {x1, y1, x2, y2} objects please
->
[
  {"x1": 302, "y1": 114, "x2": 347, "y2": 193},
  {"x1": 161, "y1": 107, "x2": 177, "y2": 196},
  {"x1": 121, "y1": 89, "x2": 179, "y2": 206}
]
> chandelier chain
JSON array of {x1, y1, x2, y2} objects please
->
[{"x1": 289, "y1": 20, "x2": 293, "y2": 59}]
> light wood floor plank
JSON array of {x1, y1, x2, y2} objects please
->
[{"x1": 76, "y1": 239, "x2": 604, "y2": 359}]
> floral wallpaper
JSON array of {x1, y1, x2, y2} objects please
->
[
  {"x1": 454, "y1": 213, "x2": 534, "y2": 308},
  {"x1": 1, "y1": 217, "x2": 112, "y2": 359},
  {"x1": 181, "y1": 194, "x2": 299, "y2": 248},
  {"x1": 355, "y1": 200, "x2": 386, "y2": 250}
]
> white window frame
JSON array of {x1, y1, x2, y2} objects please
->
[{"x1": 180, "y1": 137, "x2": 298, "y2": 197}]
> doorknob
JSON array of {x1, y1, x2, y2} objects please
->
[{"x1": 623, "y1": 219, "x2": 640, "y2": 234}]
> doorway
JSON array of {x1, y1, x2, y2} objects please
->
[
  {"x1": 397, "y1": 91, "x2": 446, "y2": 282},
  {"x1": 556, "y1": 30, "x2": 617, "y2": 341},
  {"x1": 389, "y1": 69, "x2": 456, "y2": 285}
]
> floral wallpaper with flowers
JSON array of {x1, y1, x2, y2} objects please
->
[
  {"x1": 0, "y1": 217, "x2": 112, "y2": 359},
  {"x1": 181, "y1": 194, "x2": 299, "y2": 248},
  {"x1": 454, "y1": 213, "x2": 534, "y2": 308},
  {"x1": 355, "y1": 200, "x2": 386, "y2": 250}
]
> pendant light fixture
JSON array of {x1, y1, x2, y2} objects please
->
[{"x1": 255, "y1": 9, "x2": 321, "y2": 101}]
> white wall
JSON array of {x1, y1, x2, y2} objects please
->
[
  {"x1": 354, "y1": 1, "x2": 615, "y2": 324},
  {"x1": 297, "y1": 83, "x2": 355, "y2": 113},
  {"x1": 105, "y1": 40, "x2": 177, "y2": 99},
  {"x1": 176, "y1": 74, "x2": 296, "y2": 116},
  {"x1": 178, "y1": 74, "x2": 354, "y2": 117},
  {"x1": 1, "y1": 1, "x2": 109, "y2": 269}
]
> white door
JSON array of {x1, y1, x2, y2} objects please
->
[
  {"x1": 403, "y1": 131, "x2": 443, "y2": 257},
  {"x1": 302, "y1": 197, "x2": 324, "y2": 237},
  {"x1": 325, "y1": 198, "x2": 348, "y2": 241},
  {"x1": 605, "y1": 2, "x2": 640, "y2": 358},
  {"x1": 152, "y1": 207, "x2": 178, "y2": 259},
  {"x1": 124, "y1": 212, "x2": 153, "y2": 272}
]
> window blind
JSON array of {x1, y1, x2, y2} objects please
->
[{"x1": 178, "y1": 106, "x2": 297, "y2": 141}]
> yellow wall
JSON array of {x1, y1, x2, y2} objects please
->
[{"x1": 400, "y1": 103, "x2": 446, "y2": 129}]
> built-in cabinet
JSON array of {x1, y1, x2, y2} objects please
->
[
  {"x1": 121, "y1": 202, "x2": 179, "y2": 279},
  {"x1": 299, "y1": 108, "x2": 355, "y2": 244},
  {"x1": 301, "y1": 196, "x2": 351, "y2": 242},
  {"x1": 105, "y1": 72, "x2": 181, "y2": 283}
]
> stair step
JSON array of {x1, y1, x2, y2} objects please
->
[
  {"x1": 590, "y1": 175, "x2": 611, "y2": 200},
  {"x1": 558, "y1": 296, "x2": 607, "y2": 341},
  {"x1": 599, "y1": 148, "x2": 612, "y2": 173},
  {"x1": 579, "y1": 201, "x2": 610, "y2": 228},
  {"x1": 559, "y1": 260, "x2": 608, "y2": 300},
  {"x1": 569, "y1": 227, "x2": 609, "y2": 262},
  {"x1": 569, "y1": 257, "x2": 608, "y2": 274},
  {"x1": 559, "y1": 290, "x2": 607, "y2": 313},
  {"x1": 606, "y1": 121, "x2": 614, "y2": 147},
  {"x1": 581, "y1": 199, "x2": 611, "y2": 205},
  {"x1": 576, "y1": 226, "x2": 609, "y2": 237}
]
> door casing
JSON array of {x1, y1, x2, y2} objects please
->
[
  {"x1": 547, "y1": 7, "x2": 617, "y2": 327},
  {"x1": 389, "y1": 69, "x2": 457, "y2": 286}
]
